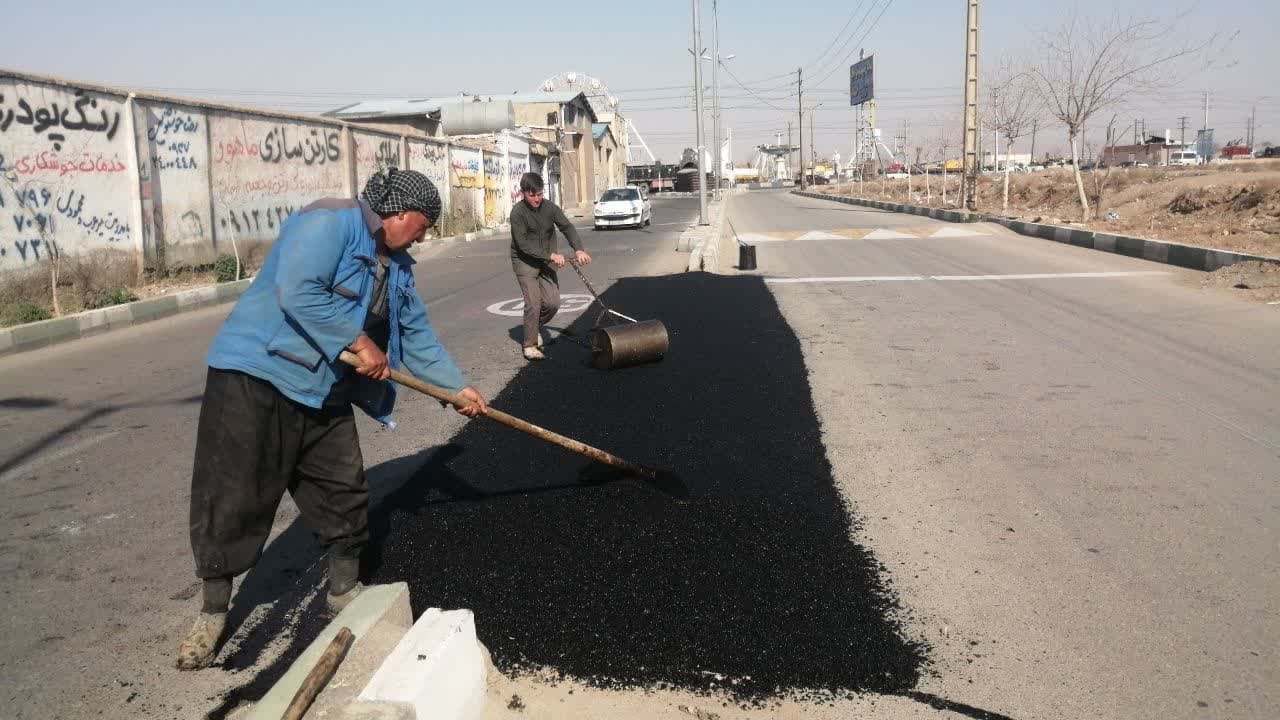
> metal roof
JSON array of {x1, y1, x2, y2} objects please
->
[
  {"x1": 592, "y1": 123, "x2": 612, "y2": 142},
  {"x1": 329, "y1": 91, "x2": 594, "y2": 121},
  {"x1": 327, "y1": 97, "x2": 444, "y2": 119}
]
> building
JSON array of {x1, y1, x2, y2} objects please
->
[
  {"x1": 508, "y1": 91, "x2": 599, "y2": 211},
  {"x1": 592, "y1": 123, "x2": 624, "y2": 192},
  {"x1": 1101, "y1": 131, "x2": 1185, "y2": 166}
]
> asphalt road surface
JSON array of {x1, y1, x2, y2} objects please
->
[
  {"x1": 1, "y1": 190, "x2": 1276, "y2": 720},
  {"x1": 722, "y1": 190, "x2": 1279, "y2": 719},
  {"x1": 0, "y1": 198, "x2": 703, "y2": 719}
]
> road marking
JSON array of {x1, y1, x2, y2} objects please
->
[
  {"x1": 794, "y1": 230, "x2": 845, "y2": 241},
  {"x1": 862, "y1": 228, "x2": 918, "y2": 240},
  {"x1": 0, "y1": 430, "x2": 121, "y2": 485},
  {"x1": 930, "y1": 271, "x2": 1169, "y2": 281},
  {"x1": 930, "y1": 227, "x2": 987, "y2": 238},
  {"x1": 767, "y1": 276, "x2": 926, "y2": 284},
  {"x1": 766, "y1": 271, "x2": 1170, "y2": 285},
  {"x1": 485, "y1": 294, "x2": 594, "y2": 317}
]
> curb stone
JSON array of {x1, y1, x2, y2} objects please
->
[
  {"x1": 0, "y1": 277, "x2": 254, "y2": 358},
  {"x1": 795, "y1": 190, "x2": 1280, "y2": 272}
]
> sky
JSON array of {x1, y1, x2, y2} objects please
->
[{"x1": 3, "y1": 0, "x2": 1277, "y2": 165}]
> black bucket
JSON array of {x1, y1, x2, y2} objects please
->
[
  {"x1": 738, "y1": 243, "x2": 757, "y2": 270},
  {"x1": 590, "y1": 320, "x2": 670, "y2": 370}
]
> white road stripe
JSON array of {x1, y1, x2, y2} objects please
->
[
  {"x1": 930, "y1": 271, "x2": 1169, "y2": 281},
  {"x1": 766, "y1": 275, "x2": 926, "y2": 284},
  {"x1": 766, "y1": 271, "x2": 1170, "y2": 285}
]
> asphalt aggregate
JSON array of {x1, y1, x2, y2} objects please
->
[{"x1": 368, "y1": 272, "x2": 927, "y2": 698}]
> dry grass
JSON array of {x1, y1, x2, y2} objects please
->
[{"x1": 830, "y1": 161, "x2": 1280, "y2": 257}]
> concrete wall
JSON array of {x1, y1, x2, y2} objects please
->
[
  {"x1": 407, "y1": 138, "x2": 450, "y2": 235},
  {"x1": 0, "y1": 76, "x2": 136, "y2": 272},
  {"x1": 0, "y1": 69, "x2": 553, "y2": 279},
  {"x1": 352, "y1": 129, "x2": 403, "y2": 196},
  {"x1": 449, "y1": 144, "x2": 484, "y2": 232},
  {"x1": 207, "y1": 111, "x2": 348, "y2": 259}
]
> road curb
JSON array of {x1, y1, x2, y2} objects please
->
[
  {"x1": 795, "y1": 190, "x2": 1280, "y2": 272},
  {"x1": 0, "y1": 277, "x2": 254, "y2": 358}
]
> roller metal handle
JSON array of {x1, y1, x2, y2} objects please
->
[
  {"x1": 566, "y1": 260, "x2": 639, "y2": 324},
  {"x1": 338, "y1": 351, "x2": 654, "y2": 478}
]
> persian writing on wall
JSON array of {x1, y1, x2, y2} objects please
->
[
  {"x1": 208, "y1": 113, "x2": 347, "y2": 245},
  {"x1": 0, "y1": 79, "x2": 134, "y2": 270}
]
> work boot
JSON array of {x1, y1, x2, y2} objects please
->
[
  {"x1": 175, "y1": 612, "x2": 226, "y2": 670},
  {"x1": 327, "y1": 582, "x2": 366, "y2": 614},
  {"x1": 326, "y1": 554, "x2": 363, "y2": 614},
  {"x1": 522, "y1": 346, "x2": 545, "y2": 361}
]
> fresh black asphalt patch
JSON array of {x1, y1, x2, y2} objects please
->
[{"x1": 367, "y1": 272, "x2": 927, "y2": 699}]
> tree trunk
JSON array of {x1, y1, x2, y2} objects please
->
[
  {"x1": 942, "y1": 165, "x2": 948, "y2": 205},
  {"x1": 48, "y1": 243, "x2": 62, "y2": 317},
  {"x1": 1070, "y1": 133, "x2": 1090, "y2": 222},
  {"x1": 925, "y1": 165, "x2": 931, "y2": 202},
  {"x1": 1002, "y1": 145, "x2": 1012, "y2": 212}
]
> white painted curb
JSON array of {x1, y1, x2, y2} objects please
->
[{"x1": 358, "y1": 608, "x2": 488, "y2": 720}]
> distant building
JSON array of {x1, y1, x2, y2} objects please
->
[{"x1": 1101, "y1": 131, "x2": 1186, "y2": 166}]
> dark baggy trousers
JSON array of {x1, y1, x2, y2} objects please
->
[
  {"x1": 189, "y1": 368, "x2": 368, "y2": 582},
  {"x1": 516, "y1": 270, "x2": 560, "y2": 347}
]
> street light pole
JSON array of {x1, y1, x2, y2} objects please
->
[
  {"x1": 691, "y1": 0, "x2": 708, "y2": 224},
  {"x1": 711, "y1": 0, "x2": 721, "y2": 199}
]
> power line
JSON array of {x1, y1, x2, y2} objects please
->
[{"x1": 812, "y1": 0, "x2": 895, "y2": 87}]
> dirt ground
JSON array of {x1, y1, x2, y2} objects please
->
[{"x1": 831, "y1": 160, "x2": 1280, "y2": 258}]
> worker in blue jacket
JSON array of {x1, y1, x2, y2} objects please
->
[{"x1": 177, "y1": 169, "x2": 487, "y2": 670}]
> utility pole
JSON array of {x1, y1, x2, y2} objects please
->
[
  {"x1": 798, "y1": 67, "x2": 805, "y2": 189},
  {"x1": 1030, "y1": 119, "x2": 1037, "y2": 162},
  {"x1": 1248, "y1": 104, "x2": 1257, "y2": 150},
  {"x1": 711, "y1": 0, "x2": 721, "y2": 198},
  {"x1": 810, "y1": 107, "x2": 816, "y2": 178},
  {"x1": 1178, "y1": 116, "x2": 1189, "y2": 149},
  {"x1": 1202, "y1": 91, "x2": 1210, "y2": 131},
  {"x1": 691, "y1": 0, "x2": 708, "y2": 224},
  {"x1": 960, "y1": 0, "x2": 980, "y2": 210},
  {"x1": 787, "y1": 121, "x2": 793, "y2": 181}
]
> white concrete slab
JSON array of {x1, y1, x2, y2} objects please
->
[{"x1": 358, "y1": 608, "x2": 488, "y2": 720}]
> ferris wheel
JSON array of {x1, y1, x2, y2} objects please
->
[{"x1": 538, "y1": 72, "x2": 620, "y2": 116}]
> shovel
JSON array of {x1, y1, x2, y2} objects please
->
[{"x1": 338, "y1": 351, "x2": 687, "y2": 500}]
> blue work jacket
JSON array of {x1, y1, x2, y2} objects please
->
[{"x1": 206, "y1": 199, "x2": 465, "y2": 425}]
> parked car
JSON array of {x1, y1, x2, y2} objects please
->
[
  {"x1": 593, "y1": 186, "x2": 651, "y2": 230},
  {"x1": 1260, "y1": 146, "x2": 1280, "y2": 158}
]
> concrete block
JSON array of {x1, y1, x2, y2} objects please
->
[
  {"x1": 358, "y1": 608, "x2": 489, "y2": 720},
  {"x1": 1114, "y1": 235, "x2": 1147, "y2": 259},
  {"x1": 1093, "y1": 233, "x2": 1117, "y2": 254},
  {"x1": 1202, "y1": 249, "x2": 1245, "y2": 272},
  {"x1": 463, "y1": 232, "x2": 476, "y2": 242},
  {"x1": 130, "y1": 295, "x2": 179, "y2": 322},
  {"x1": 246, "y1": 583, "x2": 412, "y2": 720},
  {"x1": 339, "y1": 701, "x2": 416, "y2": 720},
  {"x1": 1167, "y1": 242, "x2": 1209, "y2": 271},
  {"x1": 104, "y1": 304, "x2": 134, "y2": 327},
  {"x1": 0, "y1": 329, "x2": 14, "y2": 354},
  {"x1": 1142, "y1": 239, "x2": 1170, "y2": 264},
  {"x1": 9, "y1": 316, "x2": 79, "y2": 350},
  {"x1": 76, "y1": 309, "x2": 110, "y2": 333},
  {"x1": 177, "y1": 286, "x2": 218, "y2": 308}
]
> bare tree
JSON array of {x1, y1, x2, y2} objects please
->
[
  {"x1": 988, "y1": 62, "x2": 1043, "y2": 212},
  {"x1": 1029, "y1": 9, "x2": 1227, "y2": 221},
  {"x1": 1086, "y1": 114, "x2": 1121, "y2": 219}
]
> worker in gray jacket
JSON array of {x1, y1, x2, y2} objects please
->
[{"x1": 508, "y1": 172, "x2": 591, "y2": 360}]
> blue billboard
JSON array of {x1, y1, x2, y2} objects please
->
[{"x1": 850, "y1": 56, "x2": 874, "y2": 106}]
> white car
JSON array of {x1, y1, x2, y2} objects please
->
[
  {"x1": 1168, "y1": 151, "x2": 1200, "y2": 167},
  {"x1": 593, "y1": 186, "x2": 651, "y2": 230}
]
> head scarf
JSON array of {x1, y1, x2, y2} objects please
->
[{"x1": 361, "y1": 168, "x2": 442, "y2": 223}]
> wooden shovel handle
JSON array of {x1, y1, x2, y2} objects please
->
[
  {"x1": 282, "y1": 626, "x2": 354, "y2": 720},
  {"x1": 338, "y1": 351, "x2": 653, "y2": 478}
]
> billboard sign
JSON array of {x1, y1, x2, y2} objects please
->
[{"x1": 850, "y1": 56, "x2": 874, "y2": 106}]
